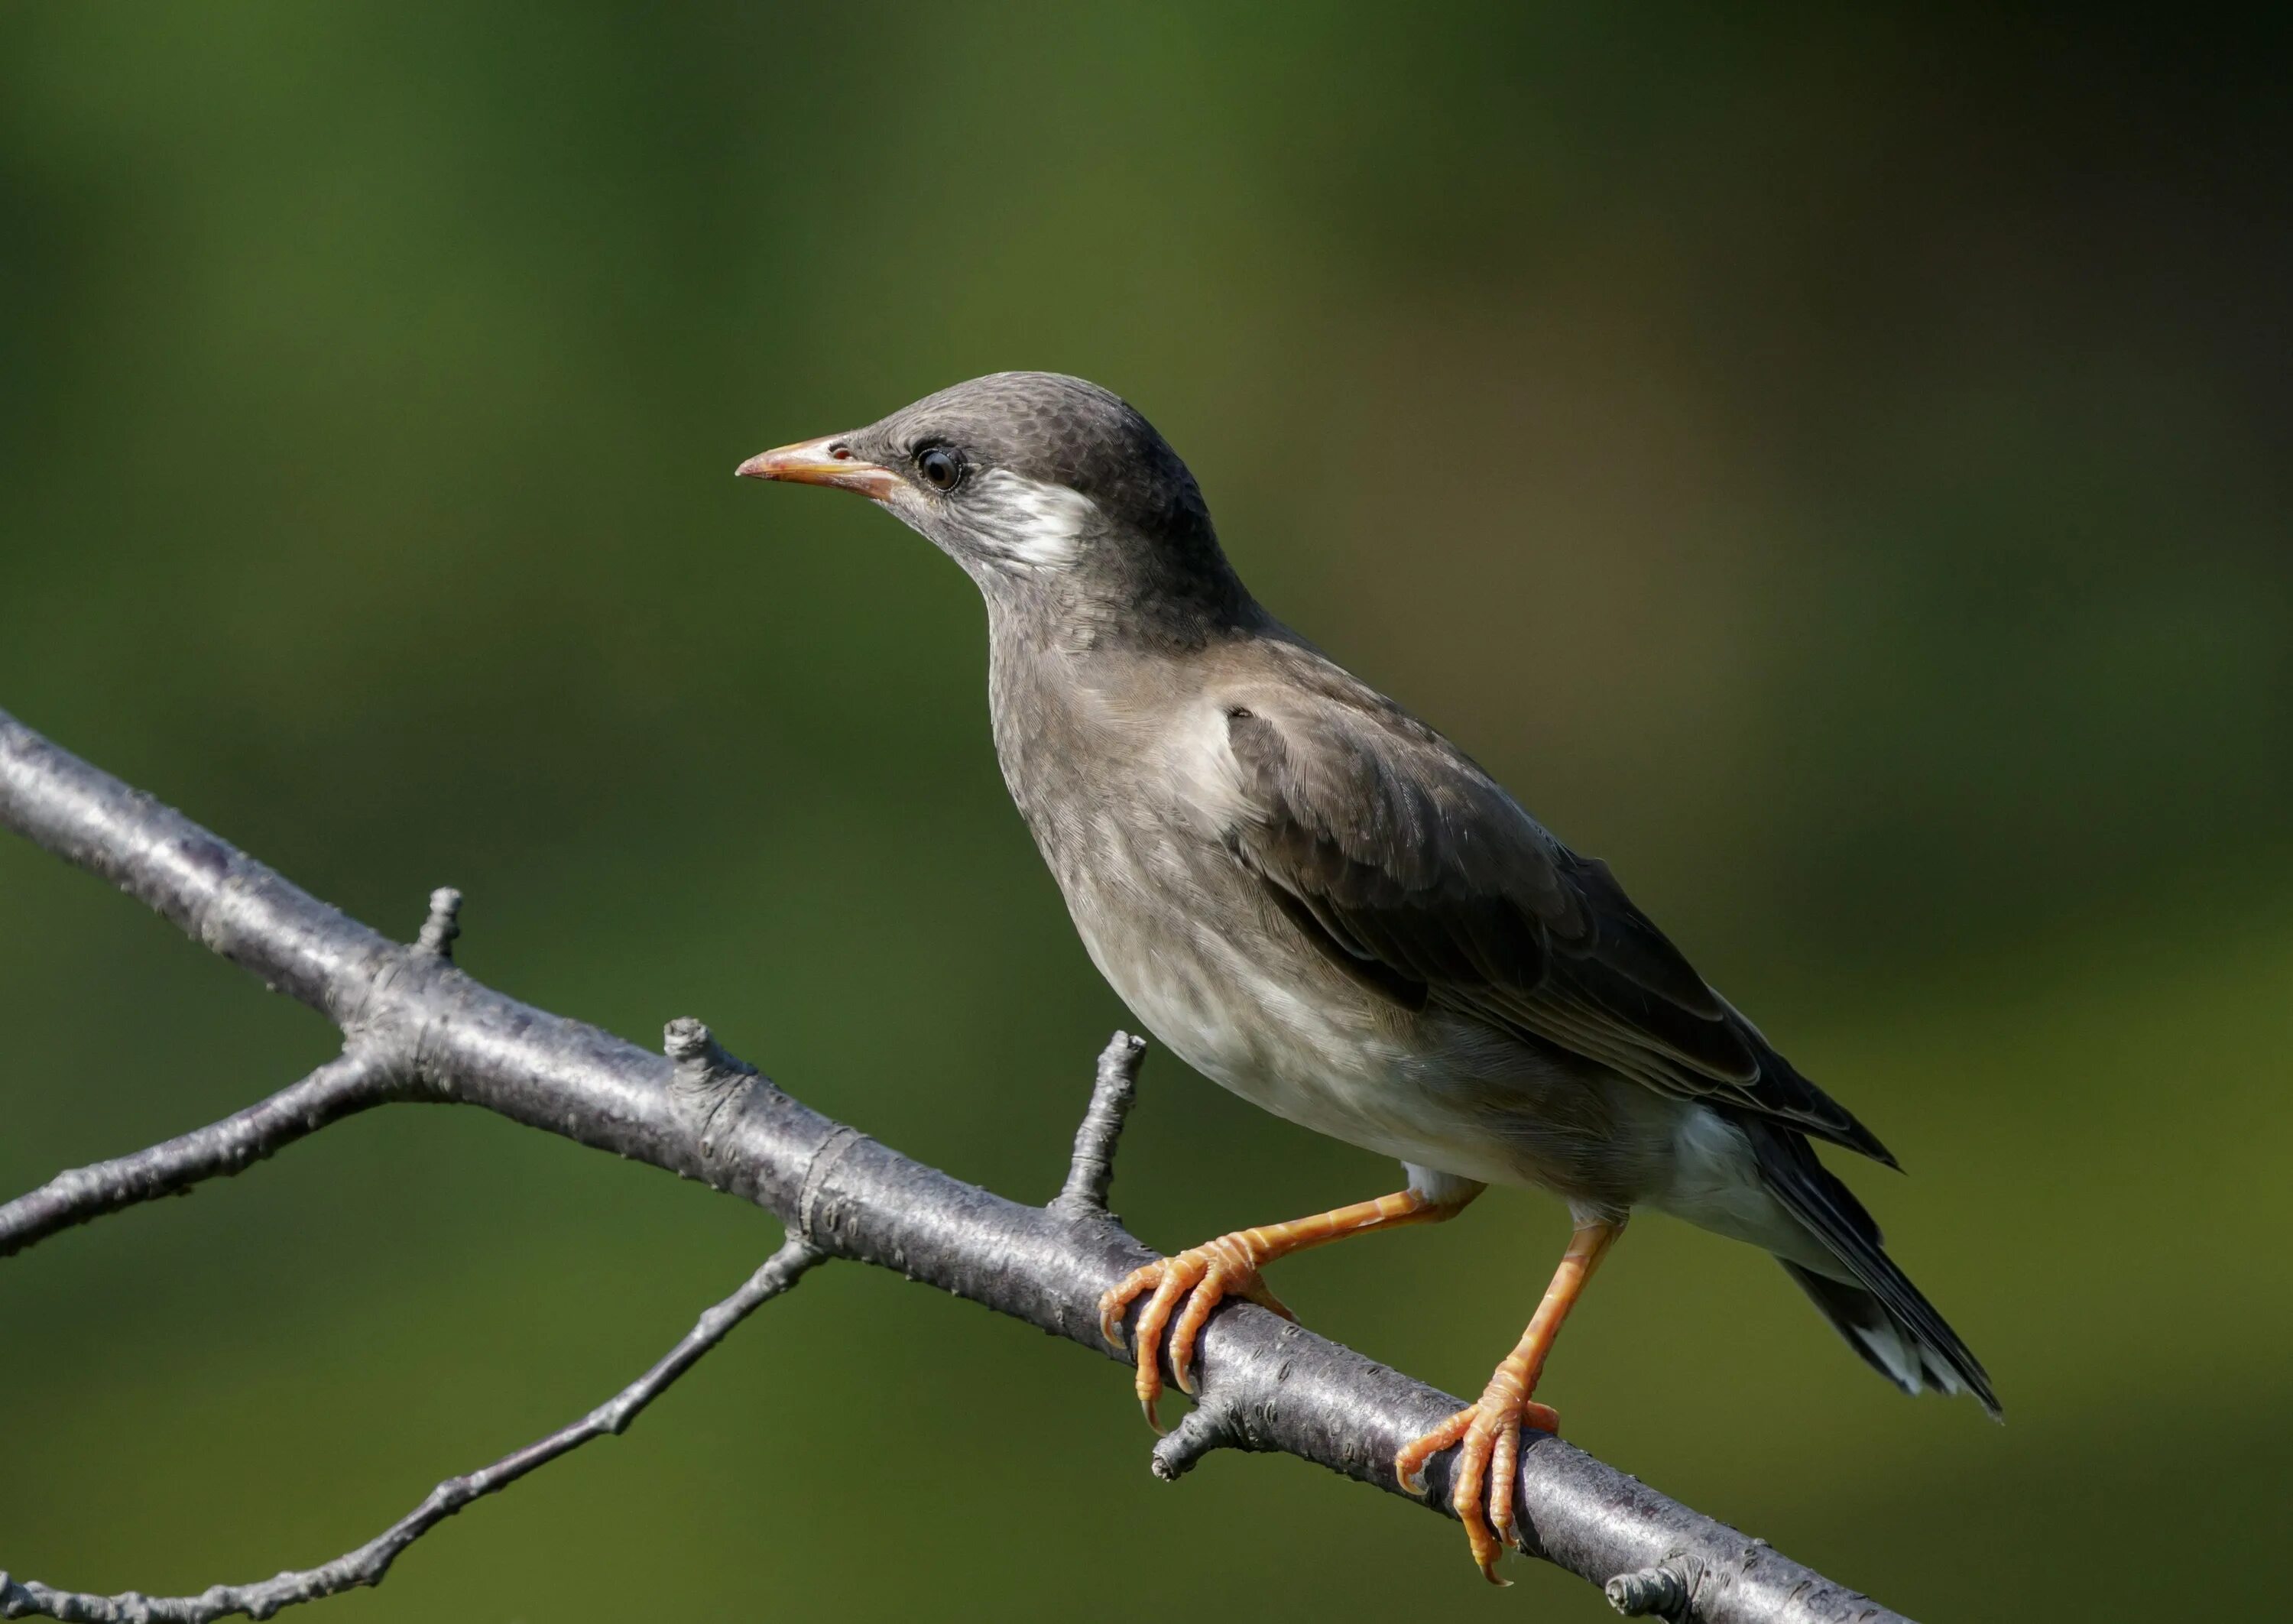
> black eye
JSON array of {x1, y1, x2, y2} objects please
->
[{"x1": 917, "y1": 446, "x2": 963, "y2": 492}]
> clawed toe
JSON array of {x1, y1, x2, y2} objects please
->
[
  {"x1": 1393, "y1": 1392, "x2": 1562, "y2": 1583},
  {"x1": 1096, "y1": 1237, "x2": 1292, "y2": 1431}
]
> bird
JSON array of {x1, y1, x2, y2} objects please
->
[{"x1": 737, "y1": 371, "x2": 1998, "y2": 1582}]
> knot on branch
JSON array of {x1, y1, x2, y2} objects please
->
[
  {"x1": 664, "y1": 1018, "x2": 767, "y2": 1162},
  {"x1": 1606, "y1": 1558, "x2": 1697, "y2": 1619},
  {"x1": 663, "y1": 1016, "x2": 734, "y2": 1071},
  {"x1": 414, "y1": 887, "x2": 462, "y2": 960},
  {"x1": 1052, "y1": 1032, "x2": 1144, "y2": 1218},
  {"x1": 796, "y1": 1126, "x2": 864, "y2": 1251}
]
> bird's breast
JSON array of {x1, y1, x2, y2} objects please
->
[
  {"x1": 1036, "y1": 789, "x2": 1529, "y2": 1175},
  {"x1": 1061, "y1": 818, "x2": 1407, "y2": 1117},
  {"x1": 981, "y1": 637, "x2": 1667, "y2": 1193}
]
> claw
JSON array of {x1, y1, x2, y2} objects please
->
[
  {"x1": 1487, "y1": 1412, "x2": 1523, "y2": 1554},
  {"x1": 1448, "y1": 1400, "x2": 1513, "y2": 1583},
  {"x1": 1097, "y1": 1188, "x2": 1465, "y2": 1451},
  {"x1": 1098, "y1": 1280, "x2": 1134, "y2": 1355},
  {"x1": 1390, "y1": 1217, "x2": 1620, "y2": 1580},
  {"x1": 1095, "y1": 1234, "x2": 1290, "y2": 1431},
  {"x1": 1393, "y1": 1405, "x2": 1473, "y2": 1499},
  {"x1": 1395, "y1": 1389, "x2": 1562, "y2": 1583}
]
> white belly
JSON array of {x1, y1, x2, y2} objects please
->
[{"x1": 1059, "y1": 823, "x2": 1552, "y2": 1185}]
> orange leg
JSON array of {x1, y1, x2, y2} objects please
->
[
  {"x1": 1099, "y1": 1183, "x2": 1481, "y2": 1430},
  {"x1": 1394, "y1": 1216, "x2": 1624, "y2": 1585}
]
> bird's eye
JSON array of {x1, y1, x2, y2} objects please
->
[{"x1": 917, "y1": 447, "x2": 963, "y2": 492}]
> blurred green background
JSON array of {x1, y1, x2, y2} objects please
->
[{"x1": 2, "y1": 6, "x2": 2287, "y2": 1619}]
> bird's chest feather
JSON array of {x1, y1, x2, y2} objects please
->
[
  {"x1": 1064, "y1": 813, "x2": 1421, "y2": 1131},
  {"x1": 980, "y1": 635, "x2": 1668, "y2": 1194},
  {"x1": 987, "y1": 646, "x2": 1472, "y2": 1153}
]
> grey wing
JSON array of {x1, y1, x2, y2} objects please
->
[{"x1": 1218, "y1": 689, "x2": 1896, "y2": 1166}]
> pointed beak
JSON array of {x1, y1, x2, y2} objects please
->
[{"x1": 735, "y1": 434, "x2": 901, "y2": 501}]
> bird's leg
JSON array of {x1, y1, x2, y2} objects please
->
[
  {"x1": 1099, "y1": 1184, "x2": 1480, "y2": 1431},
  {"x1": 1394, "y1": 1215, "x2": 1624, "y2": 1585}
]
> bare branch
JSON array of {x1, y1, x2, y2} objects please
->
[
  {"x1": 0, "y1": 1238, "x2": 824, "y2": 1623},
  {"x1": 414, "y1": 887, "x2": 461, "y2": 961},
  {"x1": 1052, "y1": 1030, "x2": 1143, "y2": 1217},
  {"x1": 0, "y1": 1048, "x2": 404, "y2": 1259},
  {"x1": 0, "y1": 706, "x2": 1910, "y2": 1624}
]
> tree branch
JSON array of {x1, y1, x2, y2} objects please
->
[
  {"x1": 0, "y1": 706, "x2": 1912, "y2": 1624},
  {"x1": 1052, "y1": 1031, "x2": 1144, "y2": 1217},
  {"x1": 0, "y1": 1049, "x2": 405, "y2": 1259},
  {"x1": 0, "y1": 1238, "x2": 825, "y2": 1623}
]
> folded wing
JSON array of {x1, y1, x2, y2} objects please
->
[{"x1": 1218, "y1": 669, "x2": 1895, "y2": 1166}]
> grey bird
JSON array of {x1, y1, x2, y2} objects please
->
[{"x1": 738, "y1": 371, "x2": 1997, "y2": 1582}]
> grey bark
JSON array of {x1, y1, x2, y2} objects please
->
[
  {"x1": 0, "y1": 706, "x2": 1911, "y2": 1624},
  {"x1": 0, "y1": 1049, "x2": 407, "y2": 1259}
]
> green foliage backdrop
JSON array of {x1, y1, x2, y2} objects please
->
[{"x1": 2, "y1": 7, "x2": 2285, "y2": 1619}]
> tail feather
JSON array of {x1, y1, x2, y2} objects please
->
[
  {"x1": 1745, "y1": 1118, "x2": 2002, "y2": 1418},
  {"x1": 1779, "y1": 1260, "x2": 1973, "y2": 1400}
]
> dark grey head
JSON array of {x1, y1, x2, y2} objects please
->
[{"x1": 738, "y1": 372, "x2": 1251, "y2": 638}]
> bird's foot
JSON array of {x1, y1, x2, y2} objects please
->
[
  {"x1": 1098, "y1": 1233, "x2": 1296, "y2": 1431},
  {"x1": 1393, "y1": 1375, "x2": 1560, "y2": 1585}
]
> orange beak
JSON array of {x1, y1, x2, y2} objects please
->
[{"x1": 734, "y1": 435, "x2": 902, "y2": 501}]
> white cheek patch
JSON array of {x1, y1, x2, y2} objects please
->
[{"x1": 969, "y1": 468, "x2": 1098, "y2": 569}]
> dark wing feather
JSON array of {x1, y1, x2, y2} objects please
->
[{"x1": 1221, "y1": 686, "x2": 1895, "y2": 1165}]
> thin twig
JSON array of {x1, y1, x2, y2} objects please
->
[
  {"x1": 1052, "y1": 1030, "x2": 1143, "y2": 1216},
  {"x1": 0, "y1": 1238, "x2": 825, "y2": 1624},
  {"x1": 0, "y1": 705, "x2": 1909, "y2": 1624},
  {"x1": 413, "y1": 887, "x2": 461, "y2": 961},
  {"x1": 0, "y1": 1048, "x2": 404, "y2": 1259}
]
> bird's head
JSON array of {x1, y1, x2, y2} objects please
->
[{"x1": 738, "y1": 371, "x2": 1250, "y2": 637}]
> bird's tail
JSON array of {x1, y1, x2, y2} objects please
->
[{"x1": 1745, "y1": 1119, "x2": 2002, "y2": 1418}]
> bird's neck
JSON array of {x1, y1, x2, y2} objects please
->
[
  {"x1": 980, "y1": 569, "x2": 1262, "y2": 822},
  {"x1": 976, "y1": 547, "x2": 1261, "y2": 661}
]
